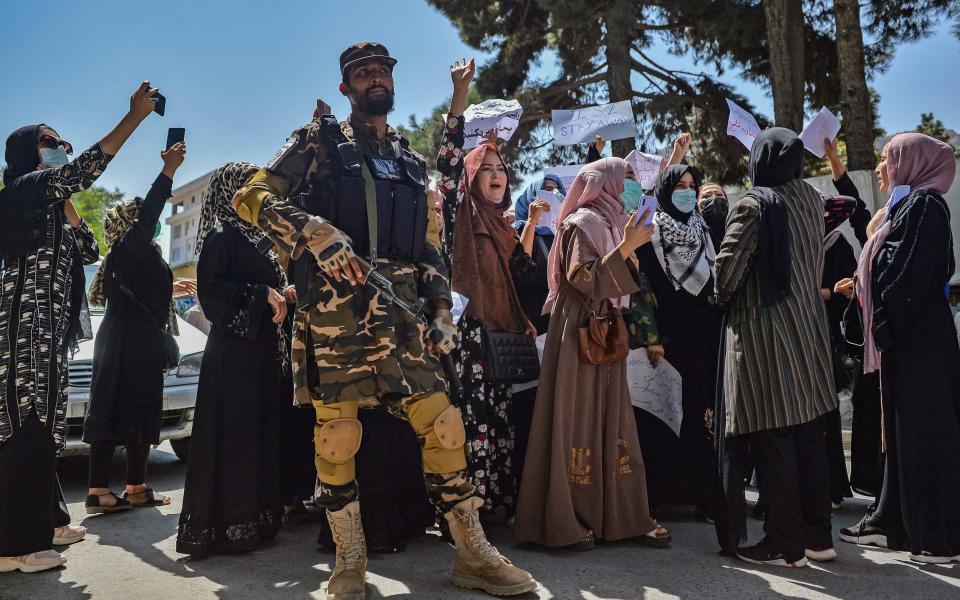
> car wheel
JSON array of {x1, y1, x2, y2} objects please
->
[{"x1": 170, "y1": 437, "x2": 190, "y2": 462}]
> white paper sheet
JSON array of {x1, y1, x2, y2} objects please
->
[
  {"x1": 799, "y1": 106, "x2": 842, "y2": 158},
  {"x1": 625, "y1": 149, "x2": 664, "y2": 189},
  {"x1": 552, "y1": 100, "x2": 637, "y2": 146},
  {"x1": 534, "y1": 189, "x2": 565, "y2": 233},
  {"x1": 726, "y1": 99, "x2": 762, "y2": 151},
  {"x1": 450, "y1": 292, "x2": 469, "y2": 324},
  {"x1": 543, "y1": 164, "x2": 584, "y2": 191},
  {"x1": 626, "y1": 350, "x2": 683, "y2": 436},
  {"x1": 458, "y1": 99, "x2": 524, "y2": 149}
]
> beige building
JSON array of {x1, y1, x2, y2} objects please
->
[{"x1": 166, "y1": 171, "x2": 213, "y2": 279}]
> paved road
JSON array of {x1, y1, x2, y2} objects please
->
[{"x1": 2, "y1": 442, "x2": 959, "y2": 600}]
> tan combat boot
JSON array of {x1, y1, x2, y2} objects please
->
[
  {"x1": 444, "y1": 496, "x2": 537, "y2": 596},
  {"x1": 325, "y1": 501, "x2": 366, "y2": 600}
]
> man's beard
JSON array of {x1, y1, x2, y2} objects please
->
[{"x1": 355, "y1": 85, "x2": 395, "y2": 116}]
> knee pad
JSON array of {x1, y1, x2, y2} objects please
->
[
  {"x1": 405, "y1": 392, "x2": 467, "y2": 474},
  {"x1": 433, "y1": 405, "x2": 466, "y2": 450},
  {"x1": 316, "y1": 418, "x2": 362, "y2": 465}
]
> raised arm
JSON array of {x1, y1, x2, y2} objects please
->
[
  {"x1": 824, "y1": 138, "x2": 871, "y2": 245},
  {"x1": 437, "y1": 59, "x2": 474, "y2": 251},
  {"x1": 133, "y1": 143, "x2": 185, "y2": 239}
]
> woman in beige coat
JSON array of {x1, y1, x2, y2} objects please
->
[{"x1": 514, "y1": 157, "x2": 670, "y2": 550}]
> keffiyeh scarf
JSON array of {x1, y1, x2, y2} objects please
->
[{"x1": 652, "y1": 210, "x2": 716, "y2": 296}]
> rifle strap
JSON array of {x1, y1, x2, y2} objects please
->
[{"x1": 360, "y1": 159, "x2": 378, "y2": 262}]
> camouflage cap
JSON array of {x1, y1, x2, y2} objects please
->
[{"x1": 339, "y1": 42, "x2": 398, "y2": 76}]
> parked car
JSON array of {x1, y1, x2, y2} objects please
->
[{"x1": 62, "y1": 262, "x2": 206, "y2": 460}]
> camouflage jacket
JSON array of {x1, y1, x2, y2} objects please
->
[{"x1": 233, "y1": 116, "x2": 450, "y2": 405}]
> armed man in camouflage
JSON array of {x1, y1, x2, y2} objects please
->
[{"x1": 231, "y1": 42, "x2": 536, "y2": 600}]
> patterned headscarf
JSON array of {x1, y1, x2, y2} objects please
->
[
  {"x1": 87, "y1": 199, "x2": 179, "y2": 334},
  {"x1": 196, "y1": 162, "x2": 290, "y2": 374}
]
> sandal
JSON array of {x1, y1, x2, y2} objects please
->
[
  {"x1": 85, "y1": 491, "x2": 132, "y2": 515},
  {"x1": 638, "y1": 525, "x2": 672, "y2": 549},
  {"x1": 122, "y1": 488, "x2": 172, "y2": 508}
]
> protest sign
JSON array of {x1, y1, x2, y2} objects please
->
[
  {"x1": 726, "y1": 99, "x2": 761, "y2": 151},
  {"x1": 626, "y1": 350, "x2": 683, "y2": 436},
  {"x1": 625, "y1": 149, "x2": 664, "y2": 189},
  {"x1": 535, "y1": 189, "x2": 565, "y2": 233},
  {"x1": 799, "y1": 106, "x2": 842, "y2": 158},
  {"x1": 543, "y1": 164, "x2": 584, "y2": 191},
  {"x1": 552, "y1": 100, "x2": 637, "y2": 146},
  {"x1": 459, "y1": 99, "x2": 524, "y2": 149}
]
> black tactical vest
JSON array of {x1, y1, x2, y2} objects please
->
[{"x1": 296, "y1": 116, "x2": 429, "y2": 263}]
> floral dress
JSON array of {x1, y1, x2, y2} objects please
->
[{"x1": 437, "y1": 116, "x2": 536, "y2": 516}]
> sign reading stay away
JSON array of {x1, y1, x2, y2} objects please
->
[{"x1": 552, "y1": 100, "x2": 637, "y2": 146}]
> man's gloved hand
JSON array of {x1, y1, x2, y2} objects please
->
[
  {"x1": 425, "y1": 314, "x2": 458, "y2": 356},
  {"x1": 315, "y1": 238, "x2": 365, "y2": 286}
]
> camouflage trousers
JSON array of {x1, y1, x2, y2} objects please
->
[{"x1": 313, "y1": 391, "x2": 477, "y2": 513}]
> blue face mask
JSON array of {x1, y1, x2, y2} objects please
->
[
  {"x1": 39, "y1": 147, "x2": 69, "y2": 167},
  {"x1": 671, "y1": 188, "x2": 697, "y2": 214},
  {"x1": 621, "y1": 179, "x2": 644, "y2": 212}
]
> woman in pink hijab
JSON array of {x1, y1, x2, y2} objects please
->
[
  {"x1": 514, "y1": 157, "x2": 672, "y2": 549},
  {"x1": 838, "y1": 132, "x2": 960, "y2": 563}
]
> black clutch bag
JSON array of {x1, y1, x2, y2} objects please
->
[{"x1": 482, "y1": 329, "x2": 540, "y2": 384}]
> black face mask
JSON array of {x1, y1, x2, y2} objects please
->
[
  {"x1": 354, "y1": 84, "x2": 395, "y2": 116},
  {"x1": 699, "y1": 196, "x2": 728, "y2": 233}
]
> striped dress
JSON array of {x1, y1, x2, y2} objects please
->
[{"x1": 715, "y1": 179, "x2": 837, "y2": 436}]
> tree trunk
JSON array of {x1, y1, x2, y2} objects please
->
[
  {"x1": 834, "y1": 0, "x2": 876, "y2": 171},
  {"x1": 763, "y1": 0, "x2": 806, "y2": 132},
  {"x1": 604, "y1": 0, "x2": 636, "y2": 158}
]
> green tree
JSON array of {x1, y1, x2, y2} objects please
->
[
  {"x1": 71, "y1": 186, "x2": 124, "y2": 249},
  {"x1": 916, "y1": 112, "x2": 960, "y2": 157},
  {"x1": 427, "y1": 0, "x2": 767, "y2": 185}
]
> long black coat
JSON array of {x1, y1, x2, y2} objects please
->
[{"x1": 84, "y1": 174, "x2": 173, "y2": 444}]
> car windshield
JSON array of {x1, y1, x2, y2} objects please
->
[{"x1": 84, "y1": 262, "x2": 104, "y2": 312}]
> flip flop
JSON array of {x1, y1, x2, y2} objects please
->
[{"x1": 122, "y1": 488, "x2": 172, "y2": 508}]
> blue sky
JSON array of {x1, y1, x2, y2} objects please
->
[{"x1": 2, "y1": 1, "x2": 958, "y2": 255}]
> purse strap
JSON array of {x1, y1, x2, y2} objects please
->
[
  {"x1": 109, "y1": 257, "x2": 169, "y2": 335},
  {"x1": 495, "y1": 256, "x2": 528, "y2": 333}
]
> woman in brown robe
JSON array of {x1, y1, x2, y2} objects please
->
[{"x1": 514, "y1": 157, "x2": 671, "y2": 549}]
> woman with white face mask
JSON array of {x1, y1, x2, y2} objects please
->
[
  {"x1": 0, "y1": 81, "x2": 159, "y2": 573},
  {"x1": 633, "y1": 164, "x2": 726, "y2": 534}
]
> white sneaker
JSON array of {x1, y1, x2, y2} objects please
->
[
  {"x1": 0, "y1": 550, "x2": 67, "y2": 573},
  {"x1": 53, "y1": 525, "x2": 87, "y2": 545},
  {"x1": 805, "y1": 547, "x2": 838, "y2": 562},
  {"x1": 909, "y1": 552, "x2": 960, "y2": 564}
]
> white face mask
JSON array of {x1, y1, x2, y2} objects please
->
[{"x1": 39, "y1": 147, "x2": 69, "y2": 168}]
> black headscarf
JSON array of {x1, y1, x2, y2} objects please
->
[
  {"x1": 3, "y1": 125, "x2": 42, "y2": 186},
  {"x1": 747, "y1": 127, "x2": 800, "y2": 305},
  {"x1": 653, "y1": 164, "x2": 701, "y2": 223}
]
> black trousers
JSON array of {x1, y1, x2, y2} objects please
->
[
  {"x1": 0, "y1": 414, "x2": 69, "y2": 556},
  {"x1": 822, "y1": 409, "x2": 852, "y2": 503},
  {"x1": 87, "y1": 441, "x2": 150, "y2": 489},
  {"x1": 749, "y1": 418, "x2": 833, "y2": 558}
]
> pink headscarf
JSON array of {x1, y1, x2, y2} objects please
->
[
  {"x1": 543, "y1": 157, "x2": 632, "y2": 314},
  {"x1": 886, "y1": 132, "x2": 956, "y2": 193},
  {"x1": 855, "y1": 132, "x2": 956, "y2": 373}
]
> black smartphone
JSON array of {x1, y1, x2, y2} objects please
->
[
  {"x1": 166, "y1": 128, "x2": 185, "y2": 150},
  {"x1": 151, "y1": 92, "x2": 166, "y2": 116}
]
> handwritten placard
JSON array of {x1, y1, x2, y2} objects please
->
[
  {"x1": 626, "y1": 350, "x2": 683, "y2": 436},
  {"x1": 799, "y1": 106, "x2": 842, "y2": 158},
  {"x1": 552, "y1": 100, "x2": 637, "y2": 146},
  {"x1": 534, "y1": 190, "x2": 565, "y2": 233},
  {"x1": 726, "y1": 99, "x2": 761, "y2": 151},
  {"x1": 625, "y1": 149, "x2": 664, "y2": 189},
  {"x1": 543, "y1": 164, "x2": 584, "y2": 191},
  {"x1": 459, "y1": 99, "x2": 524, "y2": 149}
]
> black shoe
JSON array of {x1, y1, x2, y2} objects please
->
[
  {"x1": 736, "y1": 538, "x2": 808, "y2": 568},
  {"x1": 839, "y1": 512, "x2": 887, "y2": 548}
]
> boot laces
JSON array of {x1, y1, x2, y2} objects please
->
[
  {"x1": 460, "y1": 509, "x2": 502, "y2": 565},
  {"x1": 330, "y1": 513, "x2": 365, "y2": 568}
]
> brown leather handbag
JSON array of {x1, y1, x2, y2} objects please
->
[{"x1": 563, "y1": 276, "x2": 629, "y2": 365}]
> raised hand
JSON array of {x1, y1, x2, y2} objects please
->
[
  {"x1": 528, "y1": 199, "x2": 551, "y2": 225},
  {"x1": 450, "y1": 58, "x2": 476, "y2": 95},
  {"x1": 618, "y1": 209, "x2": 654, "y2": 258},
  {"x1": 161, "y1": 142, "x2": 186, "y2": 177},
  {"x1": 130, "y1": 81, "x2": 159, "y2": 122}
]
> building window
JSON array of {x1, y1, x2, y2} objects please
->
[
  {"x1": 173, "y1": 224, "x2": 182, "y2": 239},
  {"x1": 172, "y1": 204, "x2": 180, "y2": 215},
  {"x1": 171, "y1": 247, "x2": 181, "y2": 264}
]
